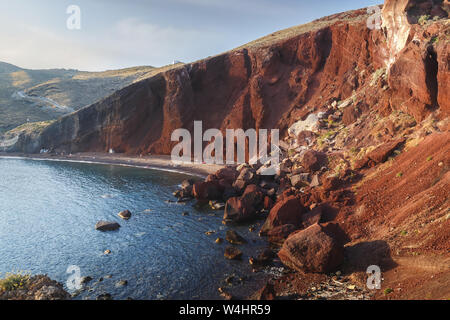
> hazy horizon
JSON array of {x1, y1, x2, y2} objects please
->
[{"x1": 0, "y1": 0, "x2": 379, "y2": 72}]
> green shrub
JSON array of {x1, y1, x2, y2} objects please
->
[
  {"x1": 418, "y1": 15, "x2": 430, "y2": 26},
  {"x1": 384, "y1": 288, "x2": 394, "y2": 295},
  {"x1": 0, "y1": 272, "x2": 30, "y2": 292}
]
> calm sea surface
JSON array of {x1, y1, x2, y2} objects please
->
[{"x1": 0, "y1": 158, "x2": 268, "y2": 300}]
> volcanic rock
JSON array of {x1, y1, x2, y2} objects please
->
[
  {"x1": 224, "y1": 246, "x2": 243, "y2": 260},
  {"x1": 300, "y1": 150, "x2": 328, "y2": 172},
  {"x1": 354, "y1": 139, "x2": 405, "y2": 169},
  {"x1": 95, "y1": 221, "x2": 121, "y2": 232},
  {"x1": 266, "y1": 224, "x2": 298, "y2": 244},
  {"x1": 260, "y1": 195, "x2": 306, "y2": 235},
  {"x1": 232, "y1": 168, "x2": 257, "y2": 193},
  {"x1": 118, "y1": 210, "x2": 132, "y2": 220},
  {"x1": 301, "y1": 206, "x2": 323, "y2": 229},
  {"x1": 193, "y1": 181, "x2": 222, "y2": 200},
  {"x1": 223, "y1": 184, "x2": 263, "y2": 223},
  {"x1": 254, "y1": 282, "x2": 276, "y2": 300},
  {"x1": 290, "y1": 173, "x2": 310, "y2": 188},
  {"x1": 278, "y1": 223, "x2": 345, "y2": 273},
  {"x1": 226, "y1": 230, "x2": 247, "y2": 245}
]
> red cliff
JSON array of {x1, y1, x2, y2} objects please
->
[{"x1": 13, "y1": 1, "x2": 448, "y2": 155}]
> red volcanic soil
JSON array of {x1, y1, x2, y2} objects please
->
[{"x1": 341, "y1": 131, "x2": 450, "y2": 299}]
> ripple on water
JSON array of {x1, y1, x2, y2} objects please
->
[{"x1": 0, "y1": 158, "x2": 267, "y2": 300}]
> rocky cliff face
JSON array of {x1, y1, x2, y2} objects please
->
[{"x1": 7, "y1": 0, "x2": 449, "y2": 155}]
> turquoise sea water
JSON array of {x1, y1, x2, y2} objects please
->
[{"x1": 0, "y1": 158, "x2": 267, "y2": 300}]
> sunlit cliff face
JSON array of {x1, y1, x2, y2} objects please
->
[
  {"x1": 382, "y1": 0, "x2": 412, "y2": 70},
  {"x1": 382, "y1": 0, "x2": 449, "y2": 71}
]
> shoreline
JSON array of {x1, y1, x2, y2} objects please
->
[
  {"x1": 0, "y1": 153, "x2": 263, "y2": 300},
  {"x1": 0, "y1": 152, "x2": 224, "y2": 178}
]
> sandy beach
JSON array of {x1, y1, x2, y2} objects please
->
[{"x1": 0, "y1": 152, "x2": 225, "y2": 178}]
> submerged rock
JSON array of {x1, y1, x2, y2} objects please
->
[
  {"x1": 96, "y1": 293, "x2": 112, "y2": 300},
  {"x1": 80, "y1": 276, "x2": 93, "y2": 284},
  {"x1": 224, "y1": 246, "x2": 243, "y2": 260},
  {"x1": 250, "y1": 248, "x2": 275, "y2": 266},
  {"x1": 115, "y1": 280, "x2": 128, "y2": 287},
  {"x1": 225, "y1": 230, "x2": 247, "y2": 245}
]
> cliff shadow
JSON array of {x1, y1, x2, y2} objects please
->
[{"x1": 342, "y1": 240, "x2": 397, "y2": 274}]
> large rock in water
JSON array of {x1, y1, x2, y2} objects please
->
[
  {"x1": 118, "y1": 210, "x2": 132, "y2": 220},
  {"x1": 224, "y1": 246, "x2": 243, "y2": 260},
  {"x1": 95, "y1": 221, "x2": 121, "y2": 231},
  {"x1": 260, "y1": 195, "x2": 306, "y2": 235},
  {"x1": 193, "y1": 181, "x2": 222, "y2": 200},
  {"x1": 225, "y1": 230, "x2": 247, "y2": 245},
  {"x1": 278, "y1": 223, "x2": 344, "y2": 273}
]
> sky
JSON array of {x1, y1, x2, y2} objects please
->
[{"x1": 0, "y1": 0, "x2": 380, "y2": 71}]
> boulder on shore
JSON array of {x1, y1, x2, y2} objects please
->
[
  {"x1": 223, "y1": 197, "x2": 254, "y2": 223},
  {"x1": 354, "y1": 139, "x2": 405, "y2": 169},
  {"x1": 193, "y1": 181, "x2": 222, "y2": 200},
  {"x1": 95, "y1": 221, "x2": 121, "y2": 231},
  {"x1": 266, "y1": 224, "x2": 298, "y2": 244},
  {"x1": 0, "y1": 274, "x2": 70, "y2": 300},
  {"x1": 260, "y1": 195, "x2": 306, "y2": 235},
  {"x1": 215, "y1": 167, "x2": 239, "y2": 184},
  {"x1": 232, "y1": 167, "x2": 257, "y2": 193},
  {"x1": 254, "y1": 282, "x2": 276, "y2": 300},
  {"x1": 300, "y1": 150, "x2": 328, "y2": 172},
  {"x1": 278, "y1": 223, "x2": 345, "y2": 273},
  {"x1": 223, "y1": 185, "x2": 263, "y2": 223}
]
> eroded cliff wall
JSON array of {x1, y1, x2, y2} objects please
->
[{"x1": 12, "y1": 1, "x2": 449, "y2": 155}]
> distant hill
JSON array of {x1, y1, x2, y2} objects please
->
[{"x1": 0, "y1": 62, "x2": 180, "y2": 133}]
